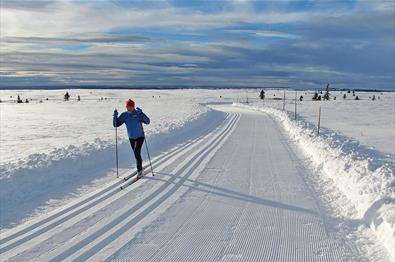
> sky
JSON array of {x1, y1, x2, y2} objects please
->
[{"x1": 0, "y1": 0, "x2": 394, "y2": 90}]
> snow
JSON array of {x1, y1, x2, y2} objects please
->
[
  {"x1": 234, "y1": 100, "x2": 394, "y2": 261},
  {"x1": 258, "y1": 90, "x2": 395, "y2": 158},
  {"x1": 0, "y1": 88, "x2": 394, "y2": 261}
]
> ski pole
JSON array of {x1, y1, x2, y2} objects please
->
[
  {"x1": 144, "y1": 137, "x2": 154, "y2": 176},
  {"x1": 115, "y1": 126, "x2": 119, "y2": 178}
]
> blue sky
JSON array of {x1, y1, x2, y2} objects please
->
[{"x1": 1, "y1": 0, "x2": 394, "y2": 89}]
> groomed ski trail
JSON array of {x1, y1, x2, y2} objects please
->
[
  {"x1": 106, "y1": 105, "x2": 367, "y2": 262},
  {"x1": 0, "y1": 112, "x2": 240, "y2": 262},
  {"x1": 0, "y1": 105, "x2": 374, "y2": 261}
]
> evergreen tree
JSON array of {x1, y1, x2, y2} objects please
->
[
  {"x1": 323, "y1": 83, "x2": 330, "y2": 100},
  {"x1": 312, "y1": 91, "x2": 319, "y2": 100}
]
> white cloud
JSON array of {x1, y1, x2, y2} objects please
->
[
  {"x1": 227, "y1": 29, "x2": 300, "y2": 39},
  {"x1": 1, "y1": 1, "x2": 310, "y2": 38}
]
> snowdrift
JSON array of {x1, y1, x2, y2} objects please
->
[
  {"x1": 233, "y1": 103, "x2": 395, "y2": 260},
  {"x1": 0, "y1": 108, "x2": 226, "y2": 229}
]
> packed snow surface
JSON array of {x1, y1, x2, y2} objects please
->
[
  {"x1": 234, "y1": 99, "x2": 394, "y2": 261},
  {"x1": 0, "y1": 88, "x2": 394, "y2": 261}
]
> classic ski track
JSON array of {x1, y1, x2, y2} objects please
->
[
  {"x1": 44, "y1": 113, "x2": 239, "y2": 262},
  {"x1": 2, "y1": 112, "x2": 239, "y2": 261},
  {"x1": 0, "y1": 130, "x2": 210, "y2": 258},
  {"x1": 0, "y1": 131, "x2": 202, "y2": 248},
  {"x1": 106, "y1": 108, "x2": 359, "y2": 262},
  {"x1": 134, "y1": 114, "x2": 256, "y2": 262},
  {"x1": 0, "y1": 113, "x2": 235, "y2": 260},
  {"x1": 142, "y1": 144, "x2": 238, "y2": 262}
]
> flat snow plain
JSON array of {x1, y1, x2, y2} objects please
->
[{"x1": 0, "y1": 89, "x2": 394, "y2": 261}]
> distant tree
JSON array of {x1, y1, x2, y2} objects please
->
[
  {"x1": 25, "y1": 99, "x2": 29, "y2": 103},
  {"x1": 17, "y1": 95, "x2": 23, "y2": 103},
  {"x1": 343, "y1": 94, "x2": 346, "y2": 99},
  {"x1": 355, "y1": 96, "x2": 360, "y2": 100},
  {"x1": 64, "y1": 91, "x2": 70, "y2": 101},
  {"x1": 323, "y1": 83, "x2": 330, "y2": 100},
  {"x1": 347, "y1": 89, "x2": 351, "y2": 94},
  {"x1": 312, "y1": 91, "x2": 319, "y2": 100},
  {"x1": 313, "y1": 91, "x2": 318, "y2": 101}
]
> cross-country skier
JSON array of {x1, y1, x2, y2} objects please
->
[{"x1": 113, "y1": 99, "x2": 150, "y2": 178}]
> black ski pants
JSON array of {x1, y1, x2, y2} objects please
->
[{"x1": 129, "y1": 137, "x2": 145, "y2": 172}]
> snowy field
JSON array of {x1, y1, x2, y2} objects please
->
[{"x1": 0, "y1": 88, "x2": 394, "y2": 261}]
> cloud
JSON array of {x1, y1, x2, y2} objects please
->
[
  {"x1": 227, "y1": 29, "x2": 300, "y2": 39},
  {"x1": 0, "y1": 0, "x2": 55, "y2": 11},
  {"x1": 0, "y1": 0, "x2": 394, "y2": 89}
]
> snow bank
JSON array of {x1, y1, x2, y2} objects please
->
[
  {"x1": 0, "y1": 107, "x2": 226, "y2": 229},
  {"x1": 234, "y1": 103, "x2": 395, "y2": 260}
]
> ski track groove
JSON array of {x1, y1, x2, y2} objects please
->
[
  {"x1": 1, "y1": 130, "x2": 211, "y2": 260},
  {"x1": 140, "y1": 161, "x2": 227, "y2": 262},
  {"x1": 2, "y1": 105, "x2": 368, "y2": 262},
  {"x1": 0, "y1": 129, "x2": 205, "y2": 250},
  {"x1": 69, "y1": 113, "x2": 240, "y2": 262},
  {"x1": 111, "y1": 109, "x2": 360, "y2": 262},
  {"x1": 136, "y1": 117, "x2": 242, "y2": 262},
  {"x1": 1, "y1": 113, "x2": 237, "y2": 261},
  {"x1": 88, "y1": 114, "x2": 238, "y2": 262},
  {"x1": 41, "y1": 113, "x2": 239, "y2": 261},
  {"x1": 144, "y1": 160, "x2": 234, "y2": 261}
]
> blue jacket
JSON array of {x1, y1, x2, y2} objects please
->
[{"x1": 113, "y1": 109, "x2": 150, "y2": 139}]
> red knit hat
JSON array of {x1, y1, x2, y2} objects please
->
[{"x1": 125, "y1": 99, "x2": 135, "y2": 108}]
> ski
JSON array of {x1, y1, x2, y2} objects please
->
[
  {"x1": 123, "y1": 172, "x2": 137, "y2": 181},
  {"x1": 120, "y1": 170, "x2": 147, "y2": 190},
  {"x1": 123, "y1": 164, "x2": 149, "y2": 181}
]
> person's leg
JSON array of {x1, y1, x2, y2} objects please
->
[
  {"x1": 129, "y1": 138, "x2": 138, "y2": 168},
  {"x1": 134, "y1": 137, "x2": 145, "y2": 172}
]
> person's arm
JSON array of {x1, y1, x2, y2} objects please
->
[
  {"x1": 141, "y1": 113, "x2": 150, "y2": 125},
  {"x1": 113, "y1": 110, "x2": 125, "y2": 127},
  {"x1": 135, "y1": 107, "x2": 150, "y2": 125}
]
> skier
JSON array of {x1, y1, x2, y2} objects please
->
[{"x1": 113, "y1": 99, "x2": 150, "y2": 178}]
